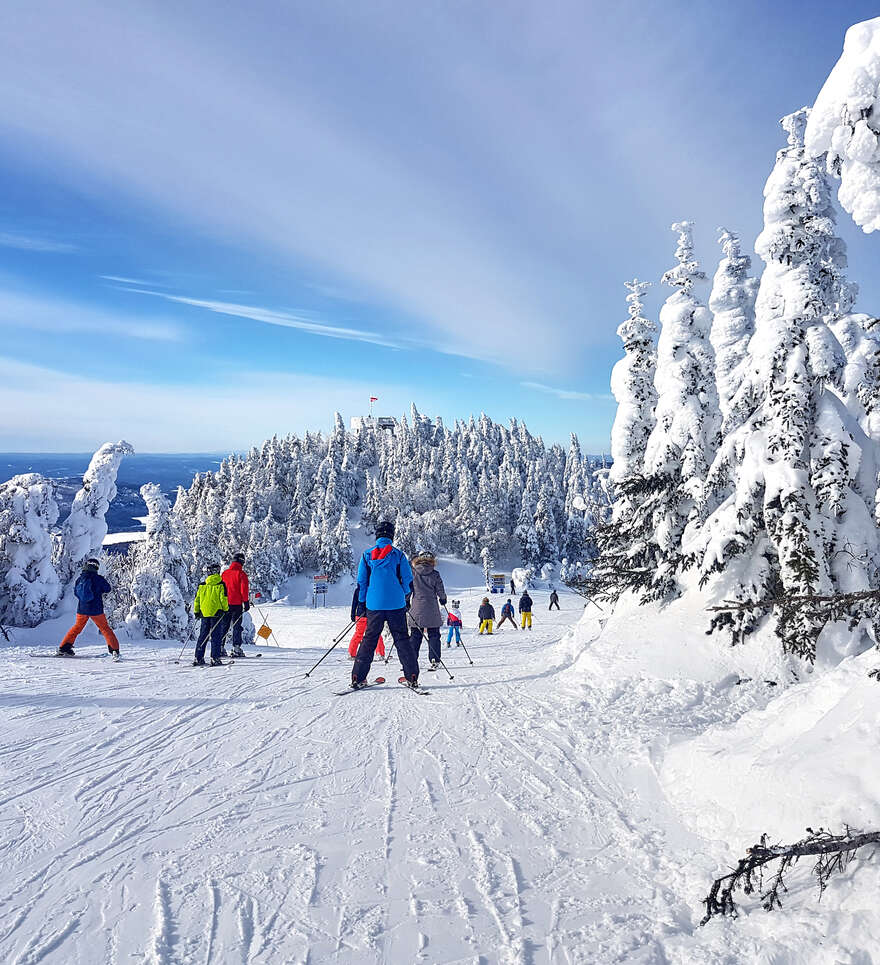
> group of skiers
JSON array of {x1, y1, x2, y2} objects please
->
[
  {"x1": 478, "y1": 592, "x2": 535, "y2": 634},
  {"x1": 56, "y1": 554, "x2": 252, "y2": 666},
  {"x1": 348, "y1": 520, "x2": 565, "y2": 689},
  {"x1": 191, "y1": 554, "x2": 251, "y2": 666},
  {"x1": 54, "y1": 520, "x2": 561, "y2": 689}
]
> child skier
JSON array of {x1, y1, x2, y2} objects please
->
[
  {"x1": 519, "y1": 590, "x2": 533, "y2": 630},
  {"x1": 348, "y1": 586, "x2": 384, "y2": 659},
  {"x1": 497, "y1": 598, "x2": 517, "y2": 630},
  {"x1": 446, "y1": 600, "x2": 463, "y2": 647},
  {"x1": 407, "y1": 550, "x2": 447, "y2": 671},
  {"x1": 221, "y1": 552, "x2": 250, "y2": 658},
  {"x1": 192, "y1": 564, "x2": 230, "y2": 666},
  {"x1": 478, "y1": 597, "x2": 495, "y2": 634},
  {"x1": 549, "y1": 588, "x2": 560, "y2": 610},
  {"x1": 351, "y1": 520, "x2": 417, "y2": 689},
  {"x1": 57, "y1": 558, "x2": 120, "y2": 659}
]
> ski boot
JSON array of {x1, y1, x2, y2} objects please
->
[
  {"x1": 429, "y1": 660, "x2": 439, "y2": 672},
  {"x1": 350, "y1": 678, "x2": 368, "y2": 690},
  {"x1": 192, "y1": 658, "x2": 206, "y2": 667},
  {"x1": 232, "y1": 646, "x2": 245, "y2": 658},
  {"x1": 110, "y1": 649, "x2": 121, "y2": 662},
  {"x1": 399, "y1": 675, "x2": 420, "y2": 689},
  {"x1": 210, "y1": 657, "x2": 226, "y2": 666},
  {"x1": 56, "y1": 644, "x2": 75, "y2": 657}
]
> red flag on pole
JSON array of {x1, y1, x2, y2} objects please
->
[{"x1": 370, "y1": 396, "x2": 378, "y2": 402}]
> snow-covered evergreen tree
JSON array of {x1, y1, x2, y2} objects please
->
[
  {"x1": 57, "y1": 440, "x2": 134, "y2": 581},
  {"x1": 0, "y1": 474, "x2": 63, "y2": 626},
  {"x1": 805, "y1": 17, "x2": 880, "y2": 234},
  {"x1": 124, "y1": 483, "x2": 190, "y2": 639},
  {"x1": 640, "y1": 224, "x2": 718, "y2": 598},
  {"x1": 709, "y1": 229, "x2": 758, "y2": 433},
  {"x1": 698, "y1": 109, "x2": 878, "y2": 659}
]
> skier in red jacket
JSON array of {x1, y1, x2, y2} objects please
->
[
  {"x1": 348, "y1": 587, "x2": 385, "y2": 658},
  {"x1": 221, "y1": 553, "x2": 250, "y2": 657}
]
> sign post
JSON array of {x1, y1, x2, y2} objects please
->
[
  {"x1": 490, "y1": 573, "x2": 506, "y2": 594},
  {"x1": 313, "y1": 574, "x2": 329, "y2": 608}
]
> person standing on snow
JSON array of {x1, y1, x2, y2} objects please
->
[
  {"x1": 519, "y1": 590, "x2": 534, "y2": 630},
  {"x1": 446, "y1": 600, "x2": 463, "y2": 647},
  {"x1": 348, "y1": 585, "x2": 385, "y2": 659},
  {"x1": 478, "y1": 597, "x2": 496, "y2": 634},
  {"x1": 549, "y1": 588, "x2": 560, "y2": 610},
  {"x1": 510, "y1": 577, "x2": 516, "y2": 595},
  {"x1": 351, "y1": 520, "x2": 417, "y2": 689},
  {"x1": 57, "y1": 558, "x2": 121, "y2": 659},
  {"x1": 192, "y1": 563, "x2": 229, "y2": 666},
  {"x1": 407, "y1": 550, "x2": 447, "y2": 671},
  {"x1": 221, "y1": 552, "x2": 250, "y2": 658},
  {"x1": 497, "y1": 598, "x2": 518, "y2": 630}
]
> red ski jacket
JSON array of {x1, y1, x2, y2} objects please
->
[{"x1": 222, "y1": 562, "x2": 250, "y2": 606}]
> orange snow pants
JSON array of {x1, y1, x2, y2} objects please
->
[
  {"x1": 61, "y1": 613, "x2": 120, "y2": 652},
  {"x1": 349, "y1": 617, "x2": 385, "y2": 658}
]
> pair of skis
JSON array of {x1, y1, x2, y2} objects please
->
[{"x1": 334, "y1": 676, "x2": 430, "y2": 696}]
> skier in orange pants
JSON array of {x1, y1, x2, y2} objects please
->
[
  {"x1": 58, "y1": 559, "x2": 120, "y2": 658},
  {"x1": 348, "y1": 588, "x2": 385, "y2": 659}
]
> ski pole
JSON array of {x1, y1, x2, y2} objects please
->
[
  {"x1": 421, "y1": 628, "x2": 454, "y2": 679},
  {"x1": 173, "y1": 618, "x2": 201, "y2": 664},
  {"x1": 457, "y1": 633, "x2": 474, "y2": 665},
  {"x1": 304, "y1": 622, "x2": 355, "y2": 677},
  {"x1": 383, "y1": 640, "x2": 396, "y2": 665},
  {"x1": 333, "y1": 620, "x2": 356, "y2": 644},
  {"x1": 220, "y1": 611, "x2": 244, "y2": 647}
]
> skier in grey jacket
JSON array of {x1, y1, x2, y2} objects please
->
[{"x1": 407, "y1": 551, "x2": 447, "y2": 671}]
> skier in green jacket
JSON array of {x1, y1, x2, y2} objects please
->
[{"x1": 192, "y1": 565, "x2": 229, "y2": 666}]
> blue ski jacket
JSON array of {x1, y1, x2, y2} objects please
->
[
  {"x1": 74, "y1": 570, "x2": 112, "y2": 616},
  {"x1": 357, "y1": 539, "x2": 413, "y2": 611}
]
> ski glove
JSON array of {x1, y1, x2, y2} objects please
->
[
  {"x1": 194, "y1": 609, "x2": 202, "y2": 619},
  {"x1": 243, "y1": 601, "x2": 250, "y2": 612},
  {"x1": 356, "y1": 602, "x2": 367, "y2": 618},
  {"x1": 405, "y1": 593, "x2": 412, "y2": 611}
]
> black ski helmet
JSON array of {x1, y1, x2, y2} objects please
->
[
  {"x1": 83, "y1": 558, "x2": 100, "y2": 572},
  {"x1": 232, "y1": 552, "x2": 246, "y2": 564},
  {"x1": 375, "y1": 519, "x2": 395, "y2": 540}
]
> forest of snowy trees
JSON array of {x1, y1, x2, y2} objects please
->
[
  {"x1": 593, "y1": 103, "x2": 880, "y2": 663},
  {"x1": 0, "y1": 411, "x2": 609, "y2": 638},
  {"x1": 104, "y1": 410, "x2": 610, "y2": 637}
]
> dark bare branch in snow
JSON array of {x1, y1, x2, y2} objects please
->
[{"x1": 702, "y1": 827, "x2": 880, "y2": 924}]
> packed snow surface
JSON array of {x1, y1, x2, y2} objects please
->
[{"x1": 2, "y1": 581, "x2": 880, "y2": 962}]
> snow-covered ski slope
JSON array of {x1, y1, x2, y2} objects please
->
[{"x1": 2, "y1": 581, "x2": 878, "y2": 963}]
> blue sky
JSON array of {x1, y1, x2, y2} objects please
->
[{"x1": 1, "y1": 0, "x2": 877, "y2": 452}]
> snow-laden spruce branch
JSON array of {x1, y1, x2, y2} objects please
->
[{"x1": 702, "y1": 827, "x2": 880, "y2": 924}]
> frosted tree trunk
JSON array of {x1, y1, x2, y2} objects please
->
[{"x1": 59, "y1": 440, "x2": 134, "y2": 581}]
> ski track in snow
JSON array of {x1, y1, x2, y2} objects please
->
[{"x1": 0, "y1": 588, "x2": 782, "y2": 963}]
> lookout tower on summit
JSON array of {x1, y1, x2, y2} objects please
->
[{"x1": 350, "y1": 397, "x2": 396, "y2": 432}]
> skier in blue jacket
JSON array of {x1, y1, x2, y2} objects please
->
[{"x1": 351, "y1": 520, "x2": 418, "y2": 689}]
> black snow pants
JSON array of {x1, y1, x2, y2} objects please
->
[
  {"x1": 353, "y1": 608, "x2": 417, "y2": 682},
  {"x1": 410, "y1": 625, "x2": 441, "y2": 664}
]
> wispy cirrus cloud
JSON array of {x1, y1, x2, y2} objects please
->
[
  {"x1": 0, "y1": 289, "x2": 182, "y2": 342},
  {"x1": 520, "y1": 380, "x2": 612, "y2": 402},
  {"x1": 125, "y1": 288, "x2": 406, "y2": 349},
  {"x1": 0, "y1": 231, "x2": 78, "y2": 253},
  {"x1": 100, "y1": 274, "x2": 164, "y2": 286}
]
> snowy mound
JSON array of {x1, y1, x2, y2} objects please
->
[
  {"x1": 661, "y1": 649, "x2": 880, "y2": 843},
  {"x1": 806, "y1": 17, "x2": 880, "y2": 232}
]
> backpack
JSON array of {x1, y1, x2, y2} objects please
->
[{"x1": 74, "y1": 574, "x2": 95, "y2": 604}]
